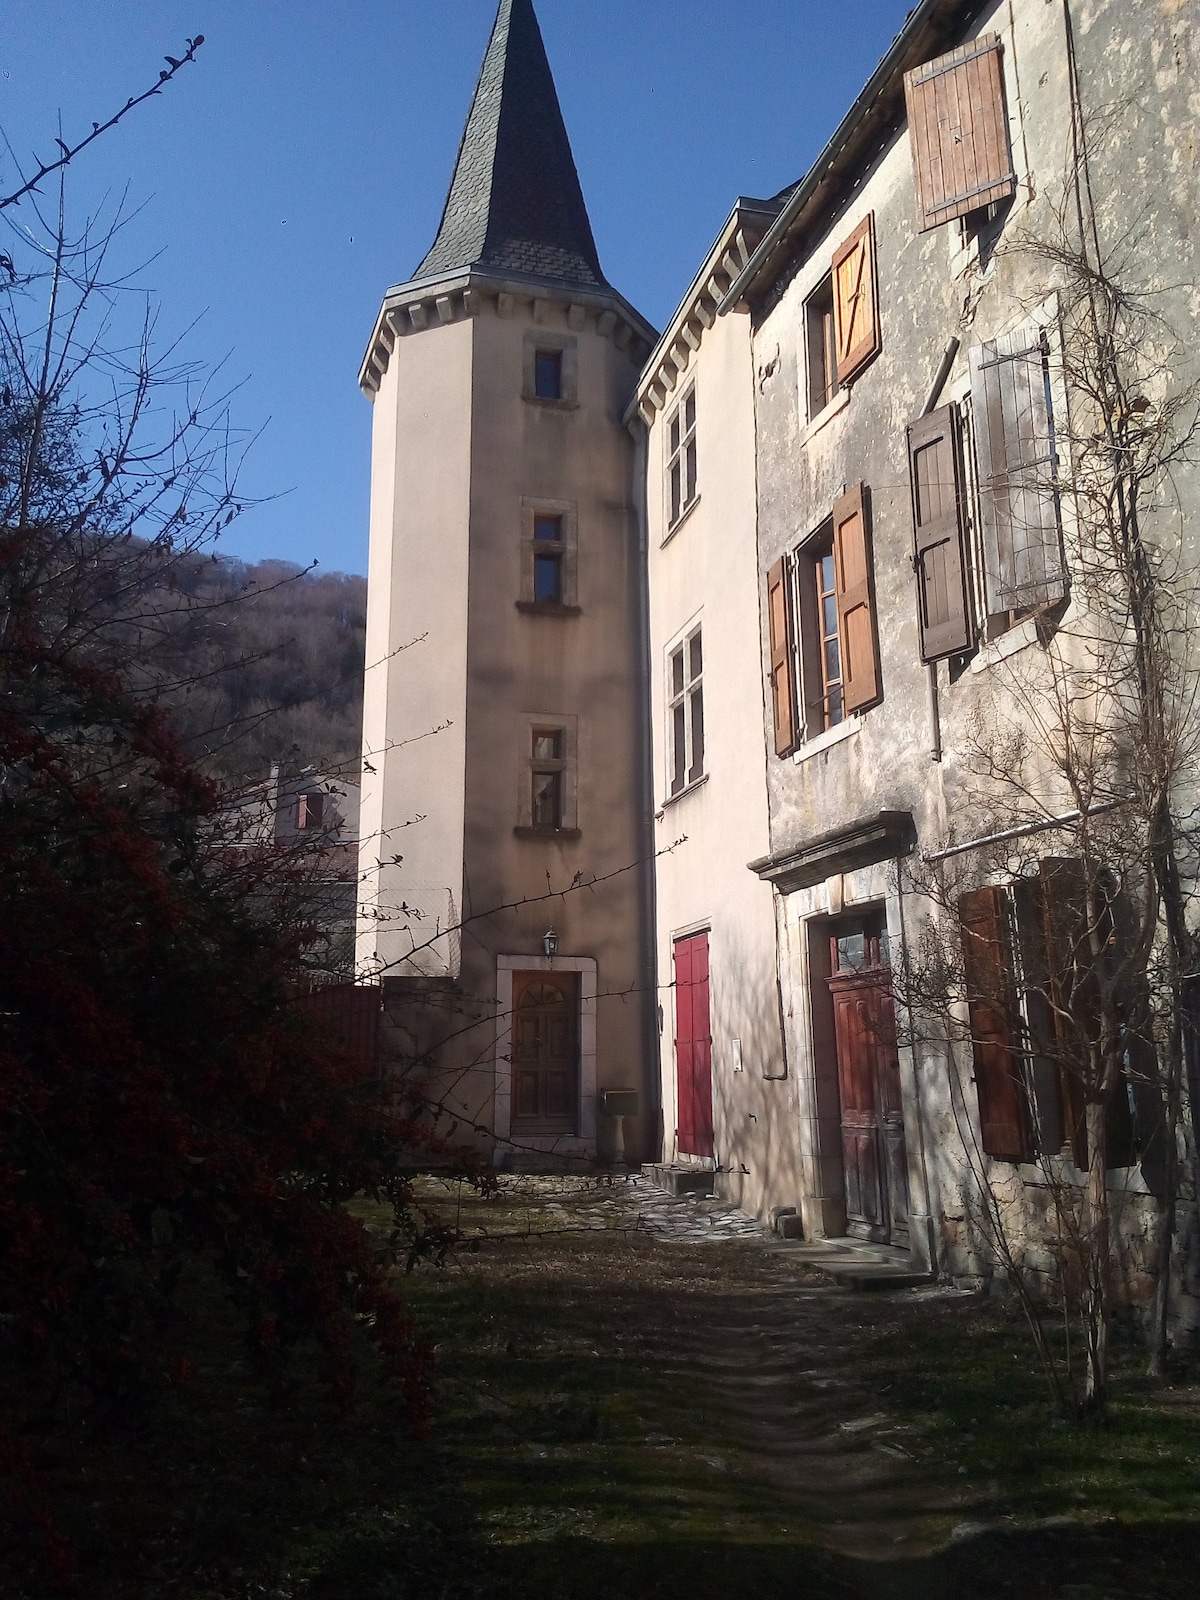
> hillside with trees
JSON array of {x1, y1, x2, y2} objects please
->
[{"x1": 146, "y1": 552, "x2": 367, "y2": 784}]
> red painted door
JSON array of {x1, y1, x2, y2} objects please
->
[{"x1": 674, "y1": 932, "x2": 714, "y2": 1158}]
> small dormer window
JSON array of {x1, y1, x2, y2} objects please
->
[
  {"x1": 297, "y1": 792, "x2": 325, "y2": 831},
  {"x1": 534, "y1": 348, "x2": 563, "y2": 400}
]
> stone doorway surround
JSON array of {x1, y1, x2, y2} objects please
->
[{"x1": 495, "y1": 954, "x2": 598, "y2": 1160}]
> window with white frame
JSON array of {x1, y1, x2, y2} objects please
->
[
  {"x1": 667, "y1": 627, "x2": 704, "y2": 796},
  {"x1": 666, "y1": 385, "x2": 697, "y2": 528}
]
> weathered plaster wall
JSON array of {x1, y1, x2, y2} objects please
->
[
  {"x1": 750, "y1": 0, "x2": 1199, "y2": 1300},
  {"x1": 457, "y1": 293, "x2": 649, "y2": 1163}
]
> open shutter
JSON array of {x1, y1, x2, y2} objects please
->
[
  {"x1": 969, "y1": 323, "x2": 1066, "y2": 613},
  {"x1": 905, "y1": 34, "x2": 1017, "y2": 232},
  {"x1": 960, "y1": 886, "x2": 1033, "y2": 1162},
  {"x1": 908, "y1": 405, "x2": 973, "y2": 660},
  {"x1": 832, "y1": 214, "x2": 880, "y2": 387},
  {"x1": 832, "y1": 485, "x2": 881, "y2": 715},
  {"x1": 766, "y1": 558, "x2": 798, "y2": 755}
]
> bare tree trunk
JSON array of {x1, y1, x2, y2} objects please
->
[{"x1": 1083, "y1": 1099, "x2": 1110, "y2": 1415}]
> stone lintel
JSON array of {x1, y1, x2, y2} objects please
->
[
  {"x1": 409, "y1": 302, "x2": 429, "y2": 332},
  {"x1": 749, "y1": 810, "x2": 916, "y2": 895}
]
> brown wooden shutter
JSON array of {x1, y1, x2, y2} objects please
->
[
  {"x1": 907, "y1": 405, "x2": 973, "y2": 660},
  {"x1": 832, "y1": 213, "x2": 880, "y2": 387},
  {"x1": 766, "y1": 558, "x2": 797, "y2": 756},
  {"x1": 969, "y1": 324, "x2": 1066, "y2": 614},
  {"x1": 959, "y1": 886, "x2": 1033, "y2": 1162},
  {"x1": 905, "y1": 34, "x2": 1017, "y2": 232},
  {"x1": 832, "y1": 485, "x2": 881, "y2": 715}
]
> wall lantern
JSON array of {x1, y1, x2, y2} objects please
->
[{"x1": 542, "y1": 927, "x2": 559, "y2": 959}]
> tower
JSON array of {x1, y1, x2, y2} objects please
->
[{"x1": 356, "y1": 0, "x2": 656, "y2": 1165}]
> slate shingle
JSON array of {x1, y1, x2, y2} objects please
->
[{"x1": 415, "y1": 0, "x2": 606, "y2": 289}]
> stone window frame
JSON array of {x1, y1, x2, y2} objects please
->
[
  {"x1": 522, "y1": 330, "x2": 579, "y2": 408},
  {"x1": 514, "y1": 710, "x2": 580, "y2": 839},
  {"x1": 494, "y1": 954, "x2": 598, "y2": 1157},
  {"x1": 517, "y1": 496, "x2": 580, "y2": 615}
]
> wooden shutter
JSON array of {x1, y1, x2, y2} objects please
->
[
  {"x1": 959, "y1": 886, "x2": 1033, "y2": 1162},
  {"x1": 766, "y1": 558, "x2": 797, "y2": 755},
  {"x1": 905, "y1": 34, "x2": 1017, "y2": 232},
  {"x1": 908, "y1": 405, "x2": 973, "y2": 660},
  {"x1": 832, "y1": 485, "x2": 881, "y2": 715},
  {"x1": 969, "y1": 324, "x2": 1066, "y2": 614},
  {"x1": 832, "y1": 214, "x2": 880, "y2": 387}
]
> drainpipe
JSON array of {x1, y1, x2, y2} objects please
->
[
  {"x1": 919, "y1": 336, "x2": 960, "y2": 765},
  {"x1": 628, "y1": 410, "x2": 663, "y2": 1164}
]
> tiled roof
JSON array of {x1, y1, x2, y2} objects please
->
[{"x1": 414, "y1": 0, "x2": 605, "y2": 289}]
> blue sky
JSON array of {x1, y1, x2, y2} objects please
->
[{"x1": 1, "y1": 2, "x2": 914, "y2": 576}]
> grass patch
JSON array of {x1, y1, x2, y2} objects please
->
[{"x1": 3, "y1": 1175, "x2": 1199, "y2": 1599}]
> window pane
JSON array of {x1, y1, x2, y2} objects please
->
[
  {"x1": 688, "y1": 632, "x2": 703, "y2": 682},
  {"x1": 532, "y1": 769, "x2": 562, "y2": 828},
  {"x1": 534, "y1": 515, "x2": 563, "y2": 542},
  {"x1": 688, "y1": 687, "x2": 705, "y2": 782},
  {"x1": 684, "y1": 390, "x2": 696, "y2": 432},
  {"x1": 532, "y1": 730, "x2": 562, "y2": 761},
  {"x1": 671, "y1": 702, "x2": 687, "y2": 793},
  {"x1": 822, "y1": 592, "x2": 838, "y2": 635},
  {"x1": 670, "y1": 461, "x2": 682, "y2": 522},
  {"x1": 534, "y1": 349, "x2": 563, "y2": 400},
  {"x1": 670, "y1": 647, "x2": 685, "y2": 697},
  {"x1": 828, "y1": 684, "x2": 844, "y2": 726},
  {"x1": 669, "y1": 413, "x2": 680, "y2": 454},
  {"x1": 534, "y1": 553, "x2": 563, "y2": 603},
  {"x1": 825, "y1": 638, "x2": 841, "y2": 682},
  {"x1": 685, "y1": 440, "x2": 697, "y2": 504}
]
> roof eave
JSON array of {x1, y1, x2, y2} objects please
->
[{"x1": 720, "y1": 0, "x2": 984, "y2": 314}]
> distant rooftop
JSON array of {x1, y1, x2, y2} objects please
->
[{"x1": 414, "y1": 0, "x2": 606, "y2": 290}]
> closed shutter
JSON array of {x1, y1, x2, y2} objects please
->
[
  {"x1": 832, "y1": 213, "x2": 880, "y2": 387},
  {"x1": 959, "y1": 886, "x2": 1033, "y2": 1162},
  {"x1": 832, "y1": 485, "x2": 881, "y2": 714},
  {"x1": 908, "y1": 405, "x2": 973, "y2": 660},
  {"x1": 969, "y1": 323, "x2": 1066, "y2": 613},
  {"x1": 766, "y1": 558, "x2": 798, "y2": 755},
  {"x1": 905, "y1": 34, "x2": 1017, "y2": 232}
]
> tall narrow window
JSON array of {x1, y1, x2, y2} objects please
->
[
  {"x1": 667, "y1": 386, "x2": 698, "y2": 527},
  {"x1": 667, "y1": 626, "x2": 704, "y2": 796},
  {"x1": 533, "y1": 514, "x2": 564, "y2": 604},
  {"x1": 814, "y1": 543, "x2": 844, "y2": 730},
  {"x1": 534, "y1": 348, "x2": 563, "y2": 400},
  {"x1": 804, "y1": 276, "x2": 840, "y2": 418},
  {"x1": 530, "y1": 729, "x2": 565, "y2": 829}
]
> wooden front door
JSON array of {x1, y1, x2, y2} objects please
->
[
  {"x1": 512, "y1": 971, "x2": 579, "y2": 1134},
  {"x1": 826, "y1": 928, "x2": 909, "y2": 1245},
  {"x1": 674, "y1": 932, "x2": 714, "y2": 1158}
]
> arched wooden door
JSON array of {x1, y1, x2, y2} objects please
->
[
  {"x1": 826, "y1": 923, "x2": 909, "y2": 1246},
  {"x1": 512, "y1": 971, "x2": 579, "y2": 1134}
]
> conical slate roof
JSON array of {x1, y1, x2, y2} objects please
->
[{"x1": 414, "y1": 0, "x2": 605, "y2": 288}]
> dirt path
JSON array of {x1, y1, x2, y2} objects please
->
[{"x1": 399, "y1": 1173, "x2": 1200, "y2": 1600}]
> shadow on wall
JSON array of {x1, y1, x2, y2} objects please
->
[{"x1": 701, "y1": 920, "x2": 799, "y2": 1218}]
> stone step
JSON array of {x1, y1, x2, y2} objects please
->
[
  {"x1": 772, "y1": 1238, "x2": 934, "y2": 1291},
  {"x1": 640, "y1": 1162, "x2": 714, "y2": 1197}
]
